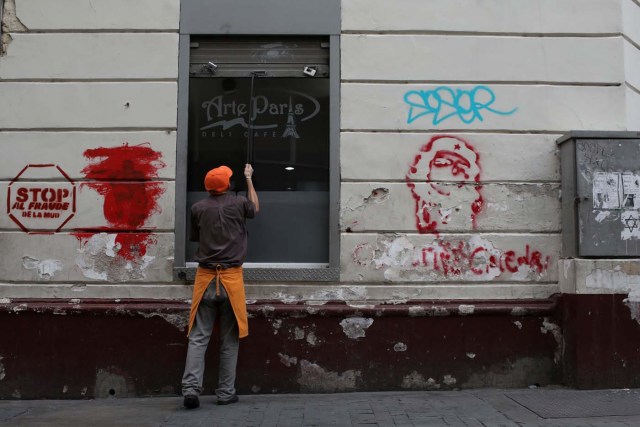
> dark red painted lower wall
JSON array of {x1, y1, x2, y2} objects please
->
[
  {"x1": 0, "y1": 298, "x2": 565, "y2": 399},
  {"x1": 7, "y1": 294, "x2": 639, "y2": 398},
  {"x1": 562, "y1": 294, "x2": 640, "y2": 389}
]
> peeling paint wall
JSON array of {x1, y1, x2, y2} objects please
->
[
  {"x1": 0, "y1": 0, "x2": 28, "y2": 56},
  {"x1": 339, "y1": 317, "x2": 374, "y2": 339},
  {"x1": 0, "y1": 299, "x2": 564, "y2": 397},
  {"x1": 562, "y1": 259, "x2": 640, "y2": 326},
  {"x1": 297, "y1": 360, "x2": 360, "y2": 393},
  {"x1": 345, "y1": 234, "x2": 557, "y2": 283},
  {"x1": 623, "y1": 0, "x2": 640, "y2": 129}
]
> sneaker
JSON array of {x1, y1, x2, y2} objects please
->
[
  {"x1": 217, "y1": 394, "x2": 239, "y2": 405},
  {"x1": 183, "y1": 394, "x2": 200, "y2": 409}
]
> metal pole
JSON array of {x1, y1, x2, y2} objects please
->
[
  {"x1": 246, "y1": 72, "x2": 256, "y2": 164},
  {"x1": 245, "y1": 71, "x2": 266, "y2": 164}
]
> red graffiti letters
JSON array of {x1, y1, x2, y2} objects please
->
[
  {"x1": 353, "y1": 237, "x2": 551, "y2": 280},
  {"x1": 416, "y1": 240, "x2": 550, "y2": 277}
]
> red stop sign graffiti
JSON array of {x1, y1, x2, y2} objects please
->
[{"x1": 7, "y1": 164, "x2": 76, "y2": 233}]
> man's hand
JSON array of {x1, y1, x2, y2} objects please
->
[
  {"x1": 244, "y1": 164, "x2": 259, "y2": 213},
  {"x1": 244, "y1": 164, "x2": 254, "y2": 179}
]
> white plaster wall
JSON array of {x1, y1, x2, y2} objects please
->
[
  {"x1": 0, "y1": 34, "x2": 179, "y2": 80},
  {"x1": 0, "y1": 283, "x2": 190, "y2": 300},
  {"x1": 342, "y1": 84, "x2": 626, "y2": 132},
  {"x1": 341, "y1": 183, "x2": 560, "y2": 232},
  {"x1": 0, "y1": 83, "x2": 177, "y2": 128},
  {"x1": 342, "y1": 36, "x2": 623, "y2": 83},
  {"x1": 339, "y1": 0, "x2": 633, "y2": 300},
  {"x1": 14, "y1": 0, "x2": 180, "y2": 30},
  {"x1": 628, "y1": 87, "x2": 640, "y2": 130},
  {"x1": 0, "y1": 232, "x2": 174, "y2": 283},
  {"x1": 341, "y1": 133, "x2": 560, "y2": 182},
  {"x1": 2, "y1": 0, "x2": 636, "y2": 301},
  {"x1": 560, "y1": 259, "x2": 640, "y2": 301},
  {"x1": 625, "y1": 40, "x2": 640, "y2": 90},
  {"x1": 244, "y1": 283, "x2": 559, "y2": 302},
  {"x1": 0, "y1": 132, "x2": 177, "y2": 180},
  {"x1": 623, "y1": 0, "x2": 640, "y2": 46},
  {"x1": 623, "y1": 1, "x2": 640, "y2": 131},
  {"x1": 0, "y1": 0, "x2": 179, "y2": 296},
  {"x1": 0, "y1": 282, "x2": 559, "y2": 302},
  {"x1": 342, "y1": 0, "x2": 621, "y2": 34}
]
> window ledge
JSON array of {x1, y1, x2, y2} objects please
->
[{"x1": 174, "y1": 265, "x2": 339, "y2": 282}]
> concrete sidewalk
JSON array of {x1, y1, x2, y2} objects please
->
[{"x1": 1, "y1": 388, "x2": 640, "y2": 427}]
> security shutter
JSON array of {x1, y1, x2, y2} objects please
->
[{"x1": 189, "y1": 36, "x2": 330, "y2": 78}]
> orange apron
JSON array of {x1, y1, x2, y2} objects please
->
[{"x1": 187, "y1": 265, "x2": 248, "y2": 339}]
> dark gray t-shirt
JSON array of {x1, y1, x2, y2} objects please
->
[{"x1": 190, "y1": 192, "x2": 256, "y2": 269}]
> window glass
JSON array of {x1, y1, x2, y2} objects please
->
[{"x1": 187, "y1": 77, "x2": 330, "y2": 263}]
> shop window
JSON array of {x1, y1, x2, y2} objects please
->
[{"x1": 178, "y1": 36, "x2": 337, "y2": 279}]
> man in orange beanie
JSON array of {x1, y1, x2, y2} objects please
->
[{"x1": 182, "y1": 163, "x2": 259, "y2": 409}]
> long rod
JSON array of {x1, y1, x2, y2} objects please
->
[{"x1": 246, "y1": 72, "x2": 257, "y2": 164}]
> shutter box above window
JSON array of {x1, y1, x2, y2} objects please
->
[{"x1": 190, "y1": 36, "x2": 330, "y2": 78}]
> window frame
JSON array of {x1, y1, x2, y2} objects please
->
[
  {"x1": 174, "y1": 0, "x2": 340, "y2": 282},
  {"x1": 0, "y1": 1, "x2": 4, "y2": 54}
]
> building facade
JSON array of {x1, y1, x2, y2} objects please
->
[{"x1": 1, "y1": 0, "x2": 640, "y2": 397}]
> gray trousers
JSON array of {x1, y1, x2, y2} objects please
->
[{"x1": 182, "y1": 280, "x2": 239, "y2": 400}]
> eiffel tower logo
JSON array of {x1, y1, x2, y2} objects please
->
[{"x1": 282, "y1": 97, "x2": 300, "y2": 139}]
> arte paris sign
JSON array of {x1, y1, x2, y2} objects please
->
[
  {"x1": 7, "y1": 164, "x2": 76, "y2": 232},
  {"x1": 200, "y1": 90, "x2": 321, "y2": 136}
]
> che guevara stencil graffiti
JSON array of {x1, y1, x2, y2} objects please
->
[
  {"x1": 352, "y1": 135, "x2": 552, "y2": 281},
  {"x1": 405, "y1": 135, "x2": 483, "y2": 233}
]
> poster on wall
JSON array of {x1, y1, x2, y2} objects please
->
[
  {"x1": 592, "y1": 172, "x2": 621, "y2": 209},
  {"x1": 621, "y1": 174, "x2": 640, "y2": 209}
]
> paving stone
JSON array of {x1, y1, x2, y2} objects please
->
[{"x1": 2, "y1": 390, "x2": 640, "y2": 427}]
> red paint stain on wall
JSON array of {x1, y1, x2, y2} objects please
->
[
  {"x1": 71, "y1": 232, "x2": 157, "y2": 261},
  {"x1": 81, "y1": 143, "x2": 166, "y2": 229},
  {"x1": 71, "y1": 232, "x2": 158, "y2": 281},
  {"x1": 114, "y1": 233, "x2": 157, "y2": 261},
  {"x1": 78, "y1": 143, "x2": 165, "y2": 266}
]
